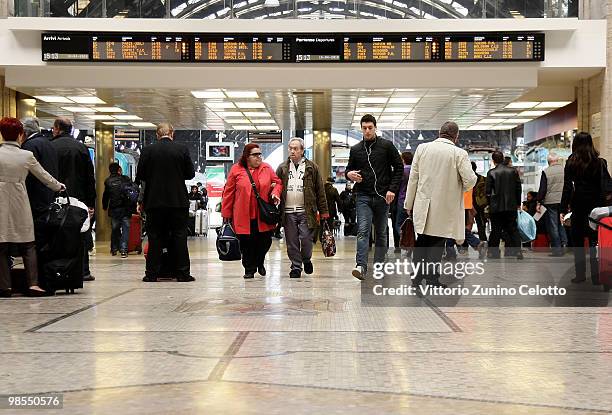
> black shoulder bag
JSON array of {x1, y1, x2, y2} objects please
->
[{"x1": 244, "y1": 166, "x2": 280, "y2": 225}]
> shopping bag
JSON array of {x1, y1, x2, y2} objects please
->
[{"x1": 517, "y1": 210, "x2": 537, "y2": 242}]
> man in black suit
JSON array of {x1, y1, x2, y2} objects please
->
[
  {"x1": 50, "y1": 117, "x2": 96, "y2": 281},
  {"x1": 136, "y1": 123, "x2": 196, "y2": 282}
]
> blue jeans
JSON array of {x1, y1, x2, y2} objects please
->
[
  {"x1": 356, "y1": 194, "x2": 389, "y2": 270},
  {"x1": 111, "y1": 216, "x2": 131, "y2": 253},
  {"x1": 394, "y1": 203, "x2": 409, "y2": 239},
  {"x1": 544, "y1": 204, "x2": 567, "y2": 254}
]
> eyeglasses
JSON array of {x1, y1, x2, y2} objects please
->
[{"x1": 249, "y1": 153, "x2": 263, "y2": 157}]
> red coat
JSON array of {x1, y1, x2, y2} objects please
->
[{"x1": 221, "y1": 162, "x2": 283, "y2": 235}]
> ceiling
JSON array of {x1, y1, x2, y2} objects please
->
[{"x1": 19, "y1": 86, "x2": 573, "y2": 131}]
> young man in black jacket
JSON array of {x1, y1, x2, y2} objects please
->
[
  {"x1": 346, "y1": 114, "x2": 404, "y2": 279},
  {"x1": 102, "y1": 162, "x2": 134, "y2": 258},
  {"x1": 136, "y1": 123, "x2": 196, "y2": 282}
]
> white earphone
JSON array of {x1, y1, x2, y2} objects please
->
[{"x1": 365, "y1": 137, "x2": 386, "y2": 201}]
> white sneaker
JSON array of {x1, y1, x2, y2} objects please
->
[{"x1": 352, "y1": 265, "x2": 365, "y2": 280}]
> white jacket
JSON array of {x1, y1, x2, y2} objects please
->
[{"x1": 404, "y1": 138, "x2": 477, "y2": 241}]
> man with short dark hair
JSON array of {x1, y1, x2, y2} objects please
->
[
  {"x1": 471, "y1": 161, "x2": 488, "y2": 242},
  {"x1": 136, "y1": 122, "x2": 196, "y2": 282},
  {"x1": 50, "y1": 117, "x2": 96, "y2": 281},
  {"x1": 405, "y1": 121, "x2": 477, "y2": 287},
  {"x1": 346, "y1": 114, "x2": 404, "y2": 279},
  {"x1": 486, "y1": 150, "x2": 523, "y2": 259},
  {"x1": 102, "y1": 162, "x2": 134, "y2": 258}
]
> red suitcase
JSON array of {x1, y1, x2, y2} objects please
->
[
  {"x1": 532, "y1": 233, "x2": 550, "y2": 252},
  {"x1": 128, "y1": 214, "x2": 143, "y2": 254},
  {"x1": 598, "y1": 217, "x2": 612, "y2": 288}
]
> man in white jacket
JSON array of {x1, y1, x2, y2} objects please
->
[{"x1": 404, "y1": 121, "x2": 477, "y2": 288}]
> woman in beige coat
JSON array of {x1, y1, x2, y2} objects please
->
[{"x1": 0, "y1": 117, "x2": 65, "y2": 298}]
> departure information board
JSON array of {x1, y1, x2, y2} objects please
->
[
  {"x1": 91, "y1": 35, "x2": 189, "y2": 61},
  {"x1": 42, "y1": 32, "x2": 545, "y2": 63},
  {"x1": 194, "y1": 36, "x2": 289, "y2": 62},
  {"x1": 444, "y1": 34, "x2": 544, "y2": 61},
  {"x1": 343, "y1": 35, "x2": 440, "y2": 62}
]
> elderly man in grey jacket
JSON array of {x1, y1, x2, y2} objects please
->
[{"x1": 404, "y1": 121, "x2": 477, "y2": 288}]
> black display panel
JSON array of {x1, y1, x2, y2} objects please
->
[
  {"x1": 42, "y1": 33, "x2": 90, "y2": 61},
  {"x1": 91, "y1": 35, "x2": 189, "y2": 61},
  {"x1": 194, "y1": 35, "x2": 290, "y2": 62},
  {"x1": 443, "y1": 33, "x2": 544, "y2": 61},
  {"x1": 41, "y1": 32, "x2": 545, "y2": 63},
  {"x1": 293, "y1": 36, "x2": 342, "y2": 62},
  {"x1": 343, "y1": 35, "x2": 441, "y2": 62}
]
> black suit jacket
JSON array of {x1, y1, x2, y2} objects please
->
[
  {"x1": 21, "y1": 132, "x2": 59, "y2": 217},
  {"x1": 486, "y1": 164, "x2": 522, "y2": 213},
  {"x1": 50, "y1": 134, "x2": 96, "y2": 208},
  {"x1": 135, "y1": 137, "x2": 196, "y2": 210}
]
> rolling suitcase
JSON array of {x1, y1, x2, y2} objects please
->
[
  {"x1": 194, "y1": 209, "x2": 208, "y2": 237},
  {"x1": 128, "y1": 214, "x2": 143, "y2": 254}
]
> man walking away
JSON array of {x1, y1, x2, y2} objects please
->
[
  {"x1": 324, "y1": 177, "x2": 341, "y2": 235},
  {"x1": 136, "y1": 123, "x2": 196, "y2": 282},
  {"x1": 404, "y1": 121, "x2": 477, "y2": 288},
  {"x1": 537, "y1": 151, "x2": 568, "y2": 256},
  {"x1": 50, "y1": 117, "x2": 96, "y2": 281},
  {"x1": 276, "y1": 138, "x2": 329, "y2": 279},
  {"x1": 486, "y1": 150, "x2": 523, "y2": 259},
  {"x1": 346, "y1": 114, "x2": 404, "y2": 280},
  {"x1": 103, "y1": 162, "x2": 135, "y2": 258},
  {"x1": 471, "y1": 161, "x2": 488, "y2": 242}
]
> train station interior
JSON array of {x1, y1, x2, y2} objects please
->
[{"x1": 0, "y1": 2, "x2": 612, "y2": 413}]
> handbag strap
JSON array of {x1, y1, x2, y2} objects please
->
[{"x1": 243, "y1": 165, "x2": 263, "y2": 201}]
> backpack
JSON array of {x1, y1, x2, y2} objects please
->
[
  {"x1": 121, "y1": 179, "x2": 140, "y2": 205},
  {"x1": 474, "y1": 175, "x2": 488, "y2": 208}
]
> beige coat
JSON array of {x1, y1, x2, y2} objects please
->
[
  {"x1": 0, "y1": 141, "x2": 62, "y2": 243},
  {"x1": 404, "y1": 138, "x2": 477, "y2": 241}
]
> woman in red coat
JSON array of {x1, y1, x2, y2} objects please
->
[{"x1": 222, "y1": 143, "x2": 282, "y2": 279}]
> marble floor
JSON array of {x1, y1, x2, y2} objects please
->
[{"x1": 1, "y1": 236, "x2": 611, "y2": 414}]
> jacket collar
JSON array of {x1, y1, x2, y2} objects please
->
[
  {"x1": 435, "y1": 137, "x2": 456, "y2": 146},
  {"x1": 159, "y1": 136, "x2": 172, "y2": 142},
  {"x1": 1, "y1": 141, "x2": 20, "y2": 148}
]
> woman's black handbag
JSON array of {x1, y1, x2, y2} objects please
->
[
  {"x1": 244, "y1": 166, "x2": 280, "y2": 225},
  {"x1": 216, "y1": 222, "x2": 242, "y2": 261}
]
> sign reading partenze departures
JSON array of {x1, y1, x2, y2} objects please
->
[{"x1": 41, "y1": 32, "x2": 544, "y2": 63}]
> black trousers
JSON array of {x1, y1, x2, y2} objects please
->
[
  {"x1": 145, "y1": 208, "x2": 190, "y2": 279},
  {"x1": 412, "y1": 234, "x2": 446, "y2": 284},
  {"x1": 570, "y1": 211, "x2": 598, "y2": 281},
  {"x1": 238, "y1": 220, "x2": 273, "y2": 275},
  {"x1": 0, "y1": 242, "x2": 38, "y2": 290},
  {"x1": 474, "y1": 206, "x2": 488, "y2": 242},
  {"x1": 488, "y1": 211, "x2": 521, "y2": 256}
]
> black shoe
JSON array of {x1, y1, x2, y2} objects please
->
[
  {"x1": 549, "y1": 252, "x2": 564, "y2": 257},
  {"x1": 604, "y1": 284, "x2": 611, "y2": 292},
  {"x1": 177, "y1": 275, "x2": 196, "y2": 282},
  {"x1": 289, "y1": 270, "x2": 301, "y2": 279},
  {"x1": 0, "y1": 289, "x2": 12, "y2": 298},
  {"x1": 592, "y1": 278, "x2": 602, "y2": 286},
  {"x1": 571, "y1": 276, "x2": 586, "y2": 283},
  {"x1": 142, "y1": 275, "x2": 157, "y2": 282},
  {"x1": 83, "y1": 275, "x2": 95, "y2": 282},
  {"x1": 121, "y1": 251, "x2": 128, "y2": 258},
  {"x1": 27, "y1": 288, "x2": 49, "y2": 297},
  {"x1": 243, "y1": 273, "x2": 255, "y2": 279},
  {"x1": 303, "y1": 261, "x2": 313, "y2": 275},
  {"x1": 257, "y1": 265, "x2": 266, "y2": 276},
  {"x1": 426, "y1": 281, "x2": 447, "y2": 288},
  {"x1": 516, "y1": 252, "x2": 524, "y2": 260},
  {"x1": 111, "y1": 250, "x2": 118, "y2": 256}
]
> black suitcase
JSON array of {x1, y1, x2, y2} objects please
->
[{"x1": 344, "y1": 222, "x2": 357, "y2": 236}]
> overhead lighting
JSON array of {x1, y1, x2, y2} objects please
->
[
  {"x1": 67, "y1": 96, "x2": 106, "y2": 104},
  {"x1": 256, "y1": 125, "x2": 279, "y2": 130},
  {"x1": 466, "y1": 125, "x2": 489, "y2": 130},
  {"x1": 356, "y1": 107, "x2": 383, "y2": 113},
  {"x1": 34, "y1": 95, "x2": 72, "y2": 103},
  {"x1": 502, "y1": 118, "x2": 532, "y2": 123},
  {"x1": 384, "y1": 107, "x2": 412, "y2": 113},
  {"x1": 205, "y1": 102, "x2": 236, "y2": 109},
  {"x1": 93, "y1": 107, "x2": 126, "y2": 113},
  {"x1": 490, "y1": 125, "x2": 516, "y2": 130},
  {"x1": 535, "y1": 101, "x2": 572, "y2": 108},
  {"x1": 478, "y1": 118, "x2": 500, "y2": 124},
  {"x1": 225, "y1": 90, "x2": 259, "y2": 98},
  {"x1": 235, "y1": 102, "x2": 266, "y2": 108},
  {"x1": 86, "y1": 115, "x2": 115, "y2": 120},
  {"x1": 61, "y1": 106, "x2": 96, "y2": 113},
  {"x1": 389, "y1": 97, "x2": 420, "y2": 104},
  {"x1": 357, "y1": 97, "x2": 388, "y2": 104},
  {"x1": 232, "y1": 125, "x2": 258, "y2": 130},
  {"x1": 251, "y1": 119, "x2": 277, "y2": 124},
  {"x1": 504, "y1": 101, "x2": 539, "y2": 109},
  {"x1": 102, "y1": 121, "x2": 131, "y2": 126},
  {"x1": 191, "y1": 90, "x2": 225, "y2": 99},
  {"x1": 215, "y1": 111, "x2": 243, "y2": 117},
  {"x1": 129, "y1": 122, "x2": 157, "y2": 128},
  {"x1": 113, "y1": 114, "x2": 142, "y2": 120},
  {"x1": 380, "y1": 115, "x2": 406, "y2": 120},
  {"x1": 490, "y1": 112, "x2": 518, "y2": 117},
  {"x1": 264, "y1": 0, "x2": 280, "y2": 7},
  {"x1": 224, "y1": 118, "x2": 250, "y2": 123},
  {"x1": 518, "y1": 110, "x2": 549, "y2": 117},
  {"x1": 243, "y1": 111, "x2": 271, "y2": 117}
]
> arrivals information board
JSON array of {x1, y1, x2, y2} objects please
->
[{"x1": 42, "y1": 32, "x2": 545, "y2": 63}]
